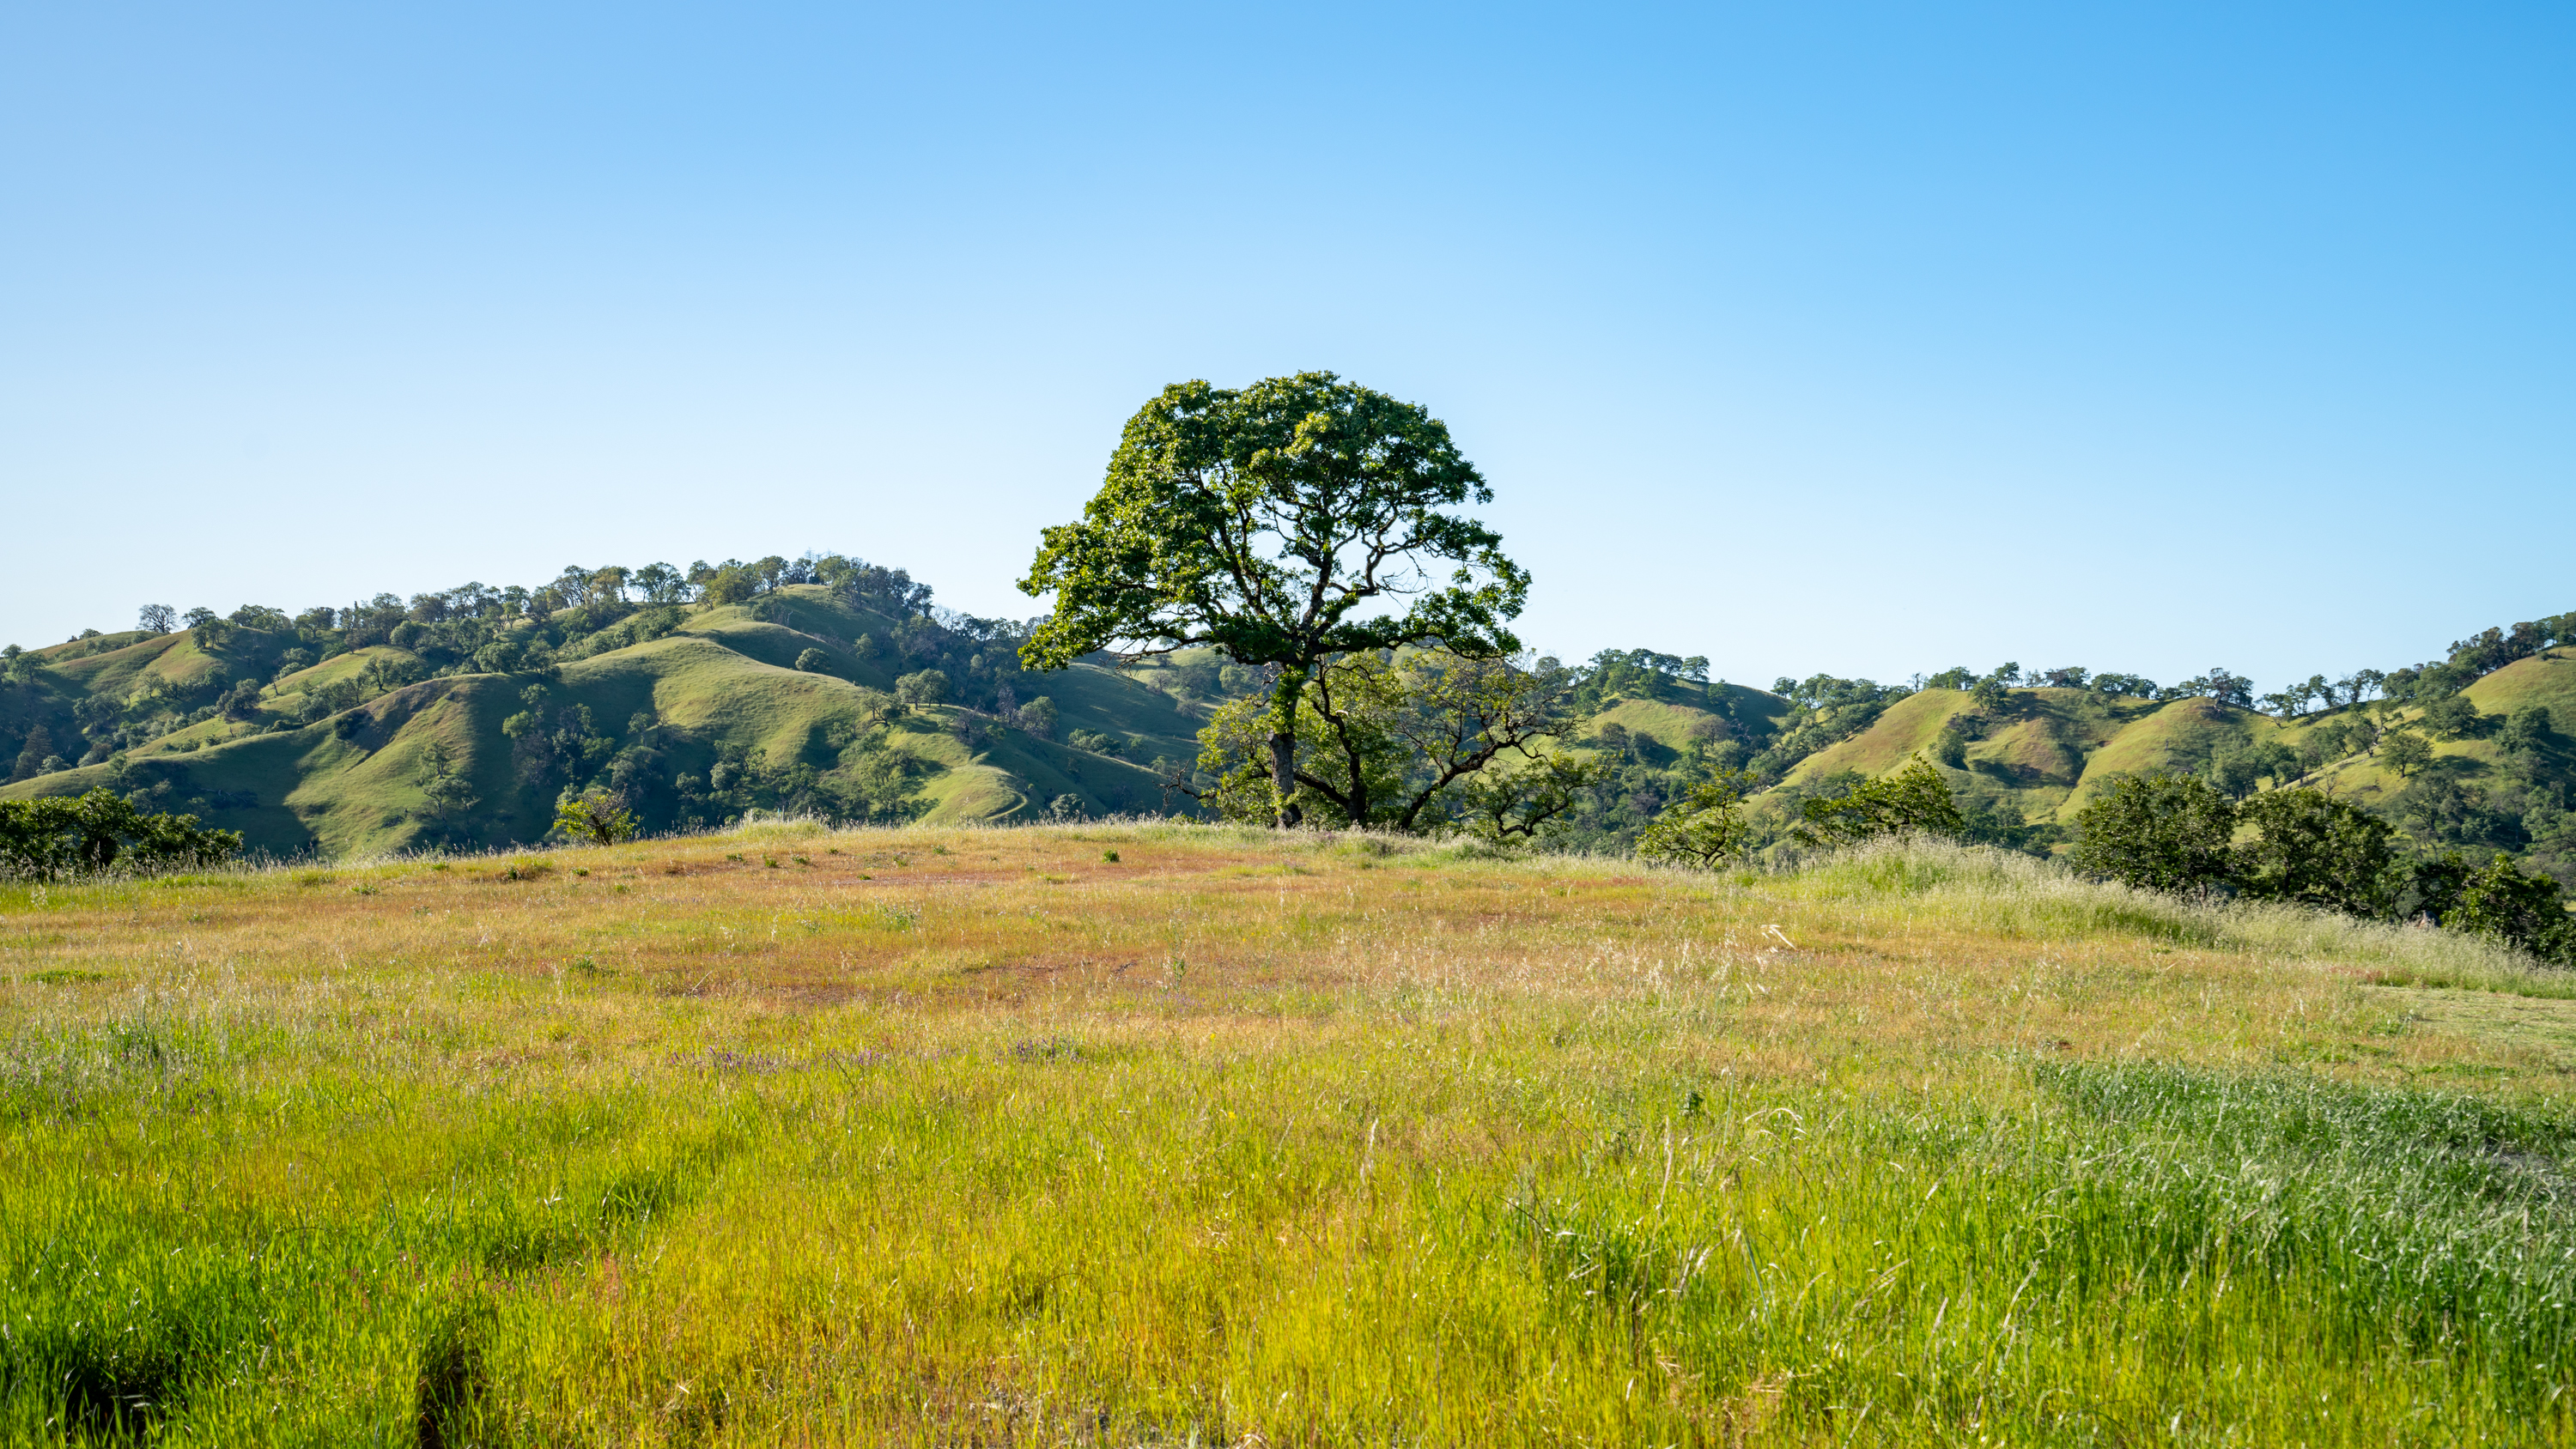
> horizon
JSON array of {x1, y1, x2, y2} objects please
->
[{"x1": 4, "y1": 549, "x2": 2553, "y2": 706}]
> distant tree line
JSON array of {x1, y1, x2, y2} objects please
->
[
  {"x1": 2068, "y1": 773, "x2": 2573, "y2": 963},
  {"x1": 0, "y1": 789, "x2": 240, "y2": 880}
]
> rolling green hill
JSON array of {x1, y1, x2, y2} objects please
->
[
  {"x1": 4, "y1": 566, "x2": 2569, "y2": 880},
  {"x1": 2, "y1": 579, "x2": 1200, "y2": 858}
]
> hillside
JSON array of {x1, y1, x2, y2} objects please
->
[
  {"x1": 2, "y1": 574, "x2": 1204, "y2": 857},
  {"x1": 5, "y1": 567, "x2": 2570, "y2": 880}
]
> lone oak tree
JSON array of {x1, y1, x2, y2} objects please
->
[{"x1": 1019, "y1": 373, "x2": 1527, "y2": 826}]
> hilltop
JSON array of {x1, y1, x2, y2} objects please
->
[
  {"x1": 0, "y1": 560, "x2": 1207, "y2": 858},
  {"x1": 3, "y1": 562, "x2": 2570, "y2": 885}
]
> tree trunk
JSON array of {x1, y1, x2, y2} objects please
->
[{"x1": 1268, "y1": 669, "x2": 1306, "y2": 828}]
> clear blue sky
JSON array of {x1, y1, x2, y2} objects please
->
[{"x1": 4, "y1": 2, "x2": 2568, "y2": 691}]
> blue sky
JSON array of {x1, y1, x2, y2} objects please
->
[{"x1": 3, "y1": 2, "x2": 2568, "y2": 691}]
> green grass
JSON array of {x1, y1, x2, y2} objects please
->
[{"x1": 3, "y1": 829, "x2": 2573, "y2": 1443}]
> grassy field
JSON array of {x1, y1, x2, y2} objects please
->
[{"x1": 4, "y1": 825, "x2": 2574, "y2": 1445}]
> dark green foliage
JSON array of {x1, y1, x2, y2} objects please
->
[
  {"x1": 414, "y1": 1303, "x2": 493, "y2": 1449},
  {"x1": 2167, "y1": 667, "x2": 2255, "y2": 706},
  {"x1": 1453, "y1": 753, "x2": 1612, "y2": 846},
  {"x1": 418, "y1": 741, "x2": 478, "y2": 824},
  {"x1": 1634, "y1": 771, "x2": 1758, "y2": 868},
  {"x1": 1955, "y1": 795, "x2": 2062, "y2": 855},
  {"x1": 2208, "y1": 740, "x2": 2298, "y2": 798},
  {"x1": 2382, "y1": 730, "x2": 2433, "y2": 778},
  {"x1": 7, "y1": 724, "x2": 54, "y2": 784},
  {"x1": 2500, "y1": 706, "x2": 2556, "y2": 757},
  {"x1": 2421, "y1": 693, "x2": 2495, "y2": 741},
  {"x1": 2067, "y1": 773, "x2": 2239, "y2": 894},
  {"x1": 1020, "y1": 373, "x2": 1526, "y2": 826},
  {"x1": 895, "y1": 669, "x2": 951, "y2": 709},
  {"x1": 2392, "y1": 775, "x2": 2528, "y2": 853},
  {"x1": 1793, "y1": 757, "x2": 1964, "y2": 846},
  {"x1": 793, "y1": 648, "x2": 830, "y2": 674},
  {"x1": 0, "y1": 789, "x2": 242, "y2": 880},
  {"x1": 2421, "y1": 852, "x2": 2576, "y2": 963},
  {"x1": 2235, "y1": 789, "x2": 2397, "y2": 917},
  {"x1": 505, "y1": 691, "x2": 612, "y2": 791},
  {"x1": 2396, "y1": 851, "x2": 2476, "y2": 925}
]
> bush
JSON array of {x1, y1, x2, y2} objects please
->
[
  {"x1": 2421, "y1": 694, "x2": 2494, "y2": 741},
  {"x1": 2409, "y1": 851, "x2": 2576, "y2": 963},
  {"x1": 2235, "y1": 789, "x2": 2397, "y2": 917},
  {"x1": 0, "y1": 789, "x2": 243, "y2": 880},
  {"x1": 1795, "y1": 757, "x2": 1964, "y2": 846},
  {"x1": 2068, "y1": 773, "x2": 2238, "y2": 894},
  {"x1": 793, "y1": 649, "x2": 831, "y2": 675},
  {"x1": 552, "y1": 789, "x2": 638, "y2": 846},
  {"x1": 1635, "y1": 771, "x2": 1756, "y2": 869}
]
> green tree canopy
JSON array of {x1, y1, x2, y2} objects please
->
[
  {"x1": 0, "y1": 790, "x2": 242, "y2": 880},
  {"x1": 2433, "y1": 852, "x2": 2576, "y2": 963},
  {"x1": 1187, "y1": 649, "x2": 1579, "y2": 834},
  {"x1": 553, "y1": 787, "x2": 638, "y2": 846},
  {"x1": 1792, "y1": 757, "x2": 1965, "y2": 847},
  {"x1": 1019, "y1": 373, "x2": 1527, "y2": 826},
  {"x1": 2234, "y1": 788, "x2": 2396, "y2": 917},
  {"x1": 1634, "y1": 771, "x2": 1759, "y2": 870},
  {"x1": 2382, "y1": 731, "x2": 2434, "y2": 779},
  {"x1": 895, "y1": 670, "x2": 951, "y2": 709},
  {"x1": 2068, "y1": 773, "x2": 2239, "y2": 894}
]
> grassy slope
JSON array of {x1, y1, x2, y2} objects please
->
[
  {"x1": 1779, "y1": 688, "x2": 1968, "y2": 782},
  {"x1": 1578, "y1": 696, "x2": 1722, "y2": 752},
  {"x1": 2466, "y1": 645, "x2": 2576, "y2": 718},
  {"x1": 2, "y1": 828, "x2": 2570, "y2": 1444},
  {"x1": 42, "y1": 631, "x2": 187, "y2": 699},
  {"x1": 1035, "y1": 663, "x2": 1207, "y2": 767},
  {"x1": 2057, "y1": 695, "x2": 2256, "y2": 815},
  {"x1": 5, "y1": 598, "x2": 1212, "y2": 854},
  {"x1": 264, "y1": 645, "x2": 426, "y2": 701},
  {"x1": 0, "y1": 679, "x2": 507, "y2": 858},
  {"x1": 1584, "y1": 679, "x2": 1784, "y2": 749},
  {"x1": 2293, "y1": 646, "x2": 2576, "y2": 809},
  {"x1": 1711, "y1": 679, "x2": 1792, "y2": 734},
  {"x1": 1777, "y1": 688, "x2": 2166, "y2": 822},
  {"x1": 1753, "y1": 656, "x2": 2575, "y2": 834}
]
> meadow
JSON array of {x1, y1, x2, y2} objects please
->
[{"x1": 3, "y1": 823, "x2": 2574, "y2": 1446}]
